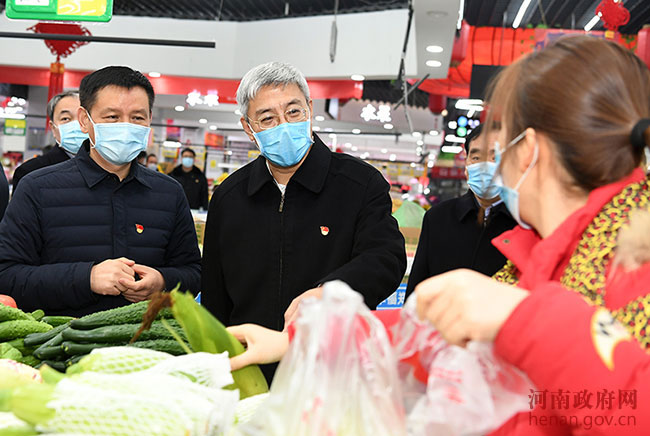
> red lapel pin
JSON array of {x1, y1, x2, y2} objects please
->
[
  {"x1": 320, "y1": 226, "x2": 329, "y2": 236},
  {"x1": 135, "y1": 224, "x2": 144, "y2": 234}
]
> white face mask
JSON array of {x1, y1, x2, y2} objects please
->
[
  {"x1": 147, "y1": 163, "x2": 158, "y2": 170},
  {"x1": 494, "y1": 131, "x2": 538, "y2": 230}
]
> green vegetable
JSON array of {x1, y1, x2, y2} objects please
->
[
  {"x1": 5, "y1": 339, "x2": 33, "y2": 356},
  {"x1": 36, "y1": 360, "x2": 66, "y2": 372},
  {"x1": 38, "y1": 364, "x2": 65, "y2": 384},
  {"x1": 70, "y1": 301, "x2": 173, "y2": 330},
  {"x1": 64, "y1": 355, "x2": 83, "y2": 367},
  {"x1": 164, "y1": 288, "x2": 269, "y2": 398},
  {"x1": 0, "y1": 306, "x2": 32, "y2": 323},
  {"x1": 41, "y1": 316, "x2": 75, "y2": 327},
  {"x1": 23, "y1": 323, "x2": 69, "y2": 347},
  {"x1": 67, "y1": 346, "x2": 172, "y2": 375},
  {"x1": 61, "y1": 341, "x2": 117, "y2": 356},
  {"x1": 0, "y1": 320, "x2": 52, "y2": 341},
  {"x1": 17, "y1": 356, "x2": 40, "y2": 367},
  {"x1": 62, "y1": 320, "x2": 185, "y2": 344},
  {"x1": 28, "y1": 310, "x2": 44, "y2": 322},
  {"x1": 0, "y1": 411, "x2": 38, "y2": 436},
  {"x1": 129, "y1": 339, "x2": 187, "y2": 356},
  {"x1": 0, "y1": 383, "x2": 56, "y2": 424},
  {"x1": 0, "y1": 343, "x2": 22, "y2": 361},
  {"x1": 33, "y1": 344, "x2": 65, "y2": 361}
]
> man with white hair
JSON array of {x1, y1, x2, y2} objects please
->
[{"x1": 201, "y1": 62, "x2": 406, "y2": 380}]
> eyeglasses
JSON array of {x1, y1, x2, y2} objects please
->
[{"x1": 250, "y1": 107, "x2": 309, "y2": 131}]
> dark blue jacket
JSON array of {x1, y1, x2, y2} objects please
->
[{"x1": 0, "y1": 142, "x2": 201, "y2": 316}]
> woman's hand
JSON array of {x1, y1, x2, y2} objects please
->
[
  {"x1": 227, "y1": 324, "x2": 290, "y2": 371},
  {"x1": 415, "y1": 269, "x2": 529, "y2": 346}
]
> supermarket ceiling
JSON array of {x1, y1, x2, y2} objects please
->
[{"x1": 1, "y1": 0, "x2": 648, "y2": 33}]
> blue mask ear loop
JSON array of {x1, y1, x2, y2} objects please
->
[
  {"x1": 492, "y1": 130, "x2": 529, "y2": 186},
  {"x1": 84, "y1": 109, "x2": 98, "y2": 147}
]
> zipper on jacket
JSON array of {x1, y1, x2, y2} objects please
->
[
  {"x1": 277, "y1": 192, "x2": 285, "y2": 330},
  {"x1": 470, "y1": 210, "x2": 488, "y2": 269}
]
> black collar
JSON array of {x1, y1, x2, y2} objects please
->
[
  {"x1": 75, "y1": 140, "x2": 152, "y2": 189},
  {"x1": 456, "y1": 190, "x2": 510, "y2": 221},
  {"x1": 247, "y1": 133, "x2": 331, "y2": 196}
]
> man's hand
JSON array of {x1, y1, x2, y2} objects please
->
[
  {"x1": 90, "y1": 258, "x2": 136, "y2": 296},
  {"x1": 118, "y1": 264, "x2": 165, "y2": 303},
  {"x1": 283, "y1": 286, "x2": 323, "y2": 331},
  {"x1": 415, "y1": 269, "x2": 529, "y2": 346},
  {"x1": 227, "y1": 324, "x2": 289, "y2": 371}
]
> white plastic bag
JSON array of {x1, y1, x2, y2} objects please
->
[
  {"x1": 237, "y1": 281, "x2": 406, "y2": 436},
  {"x1": 393, "y1": 295, "x2": 533, "y2": 436}
]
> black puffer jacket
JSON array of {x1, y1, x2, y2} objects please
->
[{"x1": 0, "y1": 142, "x2": 201, "y2": 316}]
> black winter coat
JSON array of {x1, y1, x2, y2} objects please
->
[
  {"x1": 13, "y1": 146, "x2": 70, "y2": 194},
  {"x1": 170, "y1": 165, "x2": 209, "y2": 210},
  {"x1": 201, "y1": 135, "x2": 406, "y2": 331},
  {"x1": 405, "y1": 191, "x2": 516, "y2": 297},
  {"x1": 0, "y1": 162, "x2": 7, "y2": 221},
  {"x1": 0, "y1": 142, "x2": 201, "y2": 316}
]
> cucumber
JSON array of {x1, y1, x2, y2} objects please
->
[
  {"x1": 24, "y1": 323, "x2": 69, "y2": 347},
  {"x1": 70, "y1": 301, "x2": 173, "y2": 330},
  {"x1": 65, "y1": 355, "x2": 84, "y2": 367},
  {"x1": 0, "y1": 342, "x2": 22, "y2": 360},
  {"x1": 38, "y1": 360, "x2": 66, "y2": 372},
  {"x1": 0, "y1": 305, "x2": 32, "y2": 322},
  {"x1": 61, "y1": 341, "x2": 121, "y2": 356},
  {"x1": 29, "y1": 310, "x2": 44, "y2": 322},
  {"x1": 0, "y1": 320, "x2": 52, "y2": 341},
  {"x1": 129, "y1": 339, "x2": 187, "y2": 356},
  {"x1": 62, "y1": 320, "x2": 185, "y2": 344},
  {"x1": 33, "y1": 344, "x2": 65, "y2": 361},
  {"x1": 41, "y1": 316, "x2": 75, "y2": 327}
]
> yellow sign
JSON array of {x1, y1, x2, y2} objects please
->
[{"x1": 58, "y1": 0, "x2": 107, "y2": 17}]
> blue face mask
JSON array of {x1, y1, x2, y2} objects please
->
[
  {"x1": 251, "y1": 120, "x2": 313, "y2": 168},
  {"x1": 54, "y1": 120, "x2": 88, "y2": 154},
  {"x1": 86, "y1": 110, "x2": 150, "y2": 166},
  {"x1": 494, "y1": 131, "x2": 538, "y2": 230},
  {"x1": 182, "y1": 157, "x2": 194, "y2": 168},
  {"x1": 466, "y1": 161, "x2": 500, "y2": 200}
]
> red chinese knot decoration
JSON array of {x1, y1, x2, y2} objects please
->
[
  {"x1": 595, "y1": 0, "x2": 630, "y2": 32},
  {"x1": 27, "y1": 23, "x2": 91, "y2": 62}
]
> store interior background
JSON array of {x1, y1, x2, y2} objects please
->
[{"x1": 1, "y1": 0, "x2": 650, "y2": 209}]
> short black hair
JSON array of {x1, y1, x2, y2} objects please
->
[
  {"x1": 464, "y1": 124, "x2": 483, "y2": 154},
  {"x1": 146, "y1": 153, "x2": 157, "y2": 160},
  {"x1": 181, "y1": 148, "x2": 196, "y2": 157},
  {"x1": 137, "y1": 151, "x2": 147, "y2": 160},
  {"x1": 80, "y1": 66, "x2": 155, "y2": 113}
]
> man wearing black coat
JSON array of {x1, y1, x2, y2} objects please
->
[
  {"x1": 12, "y1": 91, "x2": 86, "y2": 193},
  {"x1": 201, "y1": 62, "x2": 406, "y2": 380},
  {"x1": 0, "y1": 66, "x2": 201, "y2": 316},
  {"x1": 0, "y1": 162, "x2": 7, "y2": 221},
  {"x1": 170, "y1": 147, "x2": 209, "y2": 210},
  {"x1": 405, "y1": 125, "x2": 516, "y2": 297}
]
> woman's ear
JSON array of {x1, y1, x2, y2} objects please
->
[{"x1": 516, "y1": 127, "x2": 538, "y2": 173}]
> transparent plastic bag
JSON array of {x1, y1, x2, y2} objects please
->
[
  {"x1": 393, "y1": 295, "x2": 533, "y2": 436},
  {"x1": 236, "y1": 281, "x2": 406, "y2": 436}
]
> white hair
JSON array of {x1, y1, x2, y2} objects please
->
[{"x1": 236, "y1": 62, "x2": 310, "y2": 120}]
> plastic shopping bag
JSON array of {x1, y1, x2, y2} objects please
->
[
  {"x1": 393, "y1": 295, "x2": 533, "y2": 436},
  {"x1": 236, "y1": 280, "x2": 406, "y2": 436}
]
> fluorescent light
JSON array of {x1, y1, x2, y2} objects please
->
[
  {"x1": 234, "y1": 109, "x2": 242, "y2": 116},
  {"x1": 163, "y1": 140, "x2": 181, "y2": 147},
  {"x1": 209, "y1": 125, "x2": 217, "y2": 131},
  {"x1": 412, "y1": 131, "x2": 422, "y2": 137},
  {"x1": 148, "y1": 72, "x2": 161, "y2": 78},
  {"x1": 512, "y1": 0, "x2": 532, "y2": 29},
  {"x1": 199, "y1": 118, "x2": 207, "y2": 124},
  {"x1": 441, "y1": 109, "x2": 448, "y2": 117},
  {"x1": 416, "y1": 140, "x2": 424, "y2": 146},
  {"x1": 441, "y1": 145, "x2": 464, "y2": 153},
  {"x1": 328, "y1": 133, "x2": 337, "y2": 139},
  {"x1": 426, "y1": 45, "x2": 443, "y2": 53},
  {"x1": 381, "y1": 148, "x2": 388, "y2": 154},
  {"x1": 324, "y1": 127, "x2": 334, "y2": 132},
  {"x1": 429, "y1": 130, "x2": 440, "y2": 136},
  {"x1": 343, "y1": 142, "x2": 352, "y2": 148},
  {"x1": 315, "y1": 115, "x2": 325, "y2": 122},
  {"x1": 455, "y1": 99, "x2": 484, "y2": 111},
  {"x1": 389, "y1": 154, "x2": 397, "y2": 161},
  {"x1": 426, "y1": 60, "x2": 442, "y2": 68},
  {"x1": 584, "y1": 13, "x2": 601, "y2": 31},
  {"x1": 351, "y1": 74, "x2": 365, "y2": 81},
  {"x1": 384, "y1": 123, "x2": 394, "y2": 130},
  {"x1": 445, "y1": 135, "x2": 466, "y2": 144},
  {"x1": 410, "y1": 162, "x2": 416, "y2": 168},
  {"x1": 226, "y1": 150, "x2": 233, "y2": 155},
  {"x1": 174, "y1": 105, "x2": 185, "y2": 112},
  {"x1": 313, "y1": 126, "x2": 321, "y2": 131},
  {"x1": 351, "y1": 146, "x2": 358, "y2": 151},
  {"x1": 352, "y1": 128, "x2": 361, "y2": 134},
  {"x1": 416, "y1": 147, "x2": 423, "y2": 153}
]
